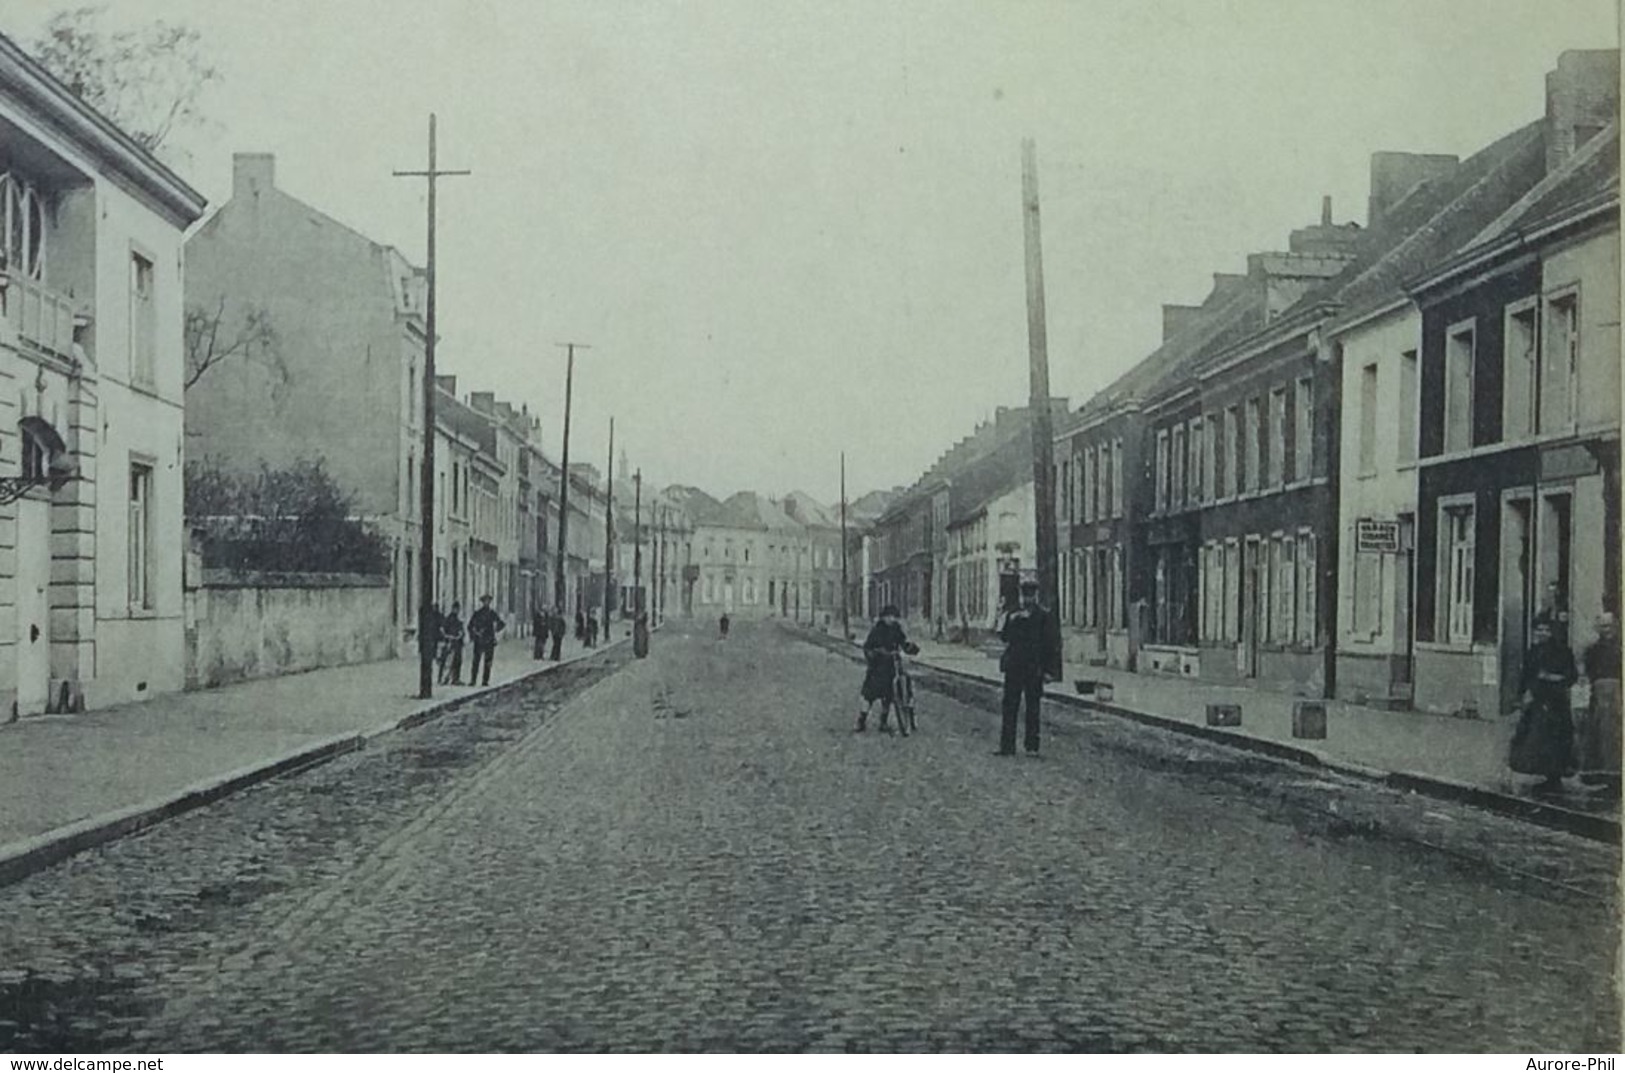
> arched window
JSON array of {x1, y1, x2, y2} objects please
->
[{"x1": 0, "y1": 173, "x2": 46, "y2": 280}]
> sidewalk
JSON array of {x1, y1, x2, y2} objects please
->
[
  {"x1": 0, "y1": 633, "x2": 618, "y2": 874},
  {"x1": 814, "y1": 623, "x2": 1619, "y2": 835}
]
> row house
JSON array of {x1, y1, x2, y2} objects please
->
[
  {"x1": 1406, "y1": 62, "x2": 1618, "y2": 717},
  {"x1": 1058, "y1": 274, "x2": 1255, "y2": 671},
  {"x1": 844, "y1": 488, "x2": 897, "y2": 622},
  {"x1": 780, "y1": 491, "x2": 844, "y2": 625},
  {"x1": 1133, "y1": 103, "x2": 1583, "y2": 696},
  {"x1": 431, "y1": 377, "x2": 484, "y2": 615},
  {"x1": 1049, "y1": 49, "x2": 1618, "y2": 714},
  {"x1": 869, "y1": 482, "x2": 938, "y2": 627},
  {"x1": 1326, "y1": 115, "x2": 1562, "y2": 708},
  {"x1": 866, "y1": 403, "x2": 1065, "y2": 631},
  {"x1": 186, "y1": 153, "x2": 428, "y2": 655},
  {"x1": 0, "y1": 33, "x2": 207, "y2": 713},
  {"x1": 946, "y1": 435, "x2": 1034, "y2": 637}
]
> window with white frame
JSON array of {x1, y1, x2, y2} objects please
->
[
  {"x1": 1223, "y1": 406, "x2": 1240, "y2": 497},
  {"x1": 1080, "y1": 447, "x2": 1093, "y2": 522},
  {"x1": 1223, "y1": 540, "x2": 1240, "y2": 642},
  {"x1": 1444, "y1": 324, "x2": 1475, "y2": 453},
  {"x1": 1, "y1": 172, "x2": 47, "y2": 279},
  {"x1": 1358, "y1": 363, "x2": 1379, "y2": 476},
  {"x1": 1111, "y1": 438, "x2": 1124, "y2": 516},
  {"x1": 1243, "y1": 398, "x2": 1261, "y2": 493},
  {"x1": 1171, "y1": 424, "x2": 1186, "y2": 508},
  {"x1": 1296, "y1": 530, "x2": 1317, "y2": 647},
  {"x1": 1110, "y1": 545, "x2": 1124, "y2": 628},
  {"x1": 1277, "y1": 534, "x2": 1297, "y2": 644},
  {"x1": 1187, "y1": 417, "x2": 1203, "y2": 505},
  {"x1": 1503, "y1": 301, "x2": 1538, "y2": 441},
  {"x1": 1207, "y1": 414, "x2": 1222, "y2": 502},
  {"x1": 1155, "y1": 430, "x2": 1170, "y2": 511},
  {"x1": 1294, "y1": 377, "x2": 1314, "y2": 481},
  {"x1": 1438, "y1": 502, "x2": 1475, "y2": 644},
  {"x1": 130, "y1": 252, "x2": 157, "y2": 389},
  {"x1": 1398, "y1": 350, "x2": 1419, "y2": 464},
  {"x1": 129, "y1": 462, "x2": 154, "y2": 610},
  {"x1": 1099, "y1": 443, "x2": 1111, "y2": 519},
  {"x1": 1269, "y1": 388, "x2": 1287, "y2": 487},
  {"x1": 1542, "y1": 291, "x2": 1579, "y2": 434}
]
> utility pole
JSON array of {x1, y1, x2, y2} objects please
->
[
  {"x1": 552, "y1": 342, "x2": 590, "y2": 621},
  {"x1": 633, "y1": 469, "x2": 644, "y2": 615},
  {"x1": 841, "y1": 451, "x2": 850, "y2": 640},
  {"x1": 394, "y1": 113, "x2": 469, "y2": 700},
  {"x1": 603, "y1": 416, "x2": 615, "y2": 633},
  {"x1": 1020, "y1": 138, "x2": 1060, "y2": 621},
  {"x1": 658, "y1": 506, "x2": 668, "y2": 626}
]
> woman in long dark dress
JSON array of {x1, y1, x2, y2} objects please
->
[
  {"x1": 1512, "y1": 618, "x2": 1578, "y2": 792},
  {"x1": 857, "y1": 605, "x2": 909, "y2": 734}
]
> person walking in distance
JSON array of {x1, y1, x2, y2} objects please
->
[
  {"x1": 549, "y1": 606, "x2": 565, "y2": 661},
  {"x1": 468, "y1": 594, "x2": 506, "y2": 687},
  {"x1": 995, "y1": 577, "x2": 1061, "y2": 756},
  {"x1": 532, "y1": 604, "x2": 549, "y2": 661}
]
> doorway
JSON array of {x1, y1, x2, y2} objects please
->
[{"x1": 15, "y1": 495, "x2": 50, "y2": 716}]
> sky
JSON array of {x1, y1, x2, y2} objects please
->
[{"x1": 3, "y1": 0, "x2": 1617, "y2": 504}]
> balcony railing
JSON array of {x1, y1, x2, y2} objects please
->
[{"x1": 2, "y1": 274, "x2": 77, "y2": 361}]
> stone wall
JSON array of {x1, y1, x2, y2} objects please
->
[{"x1": 186, "y1": 570, "x2": 393, "y2": 690}]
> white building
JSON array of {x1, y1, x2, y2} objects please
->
[{"x1": 0, "y1": 34, "x2": 207, "y2": 714}]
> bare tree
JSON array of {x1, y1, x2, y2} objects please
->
[
  {"x1": 23, "y1": 5, "x2": 219, "y2": 158},
  {"x1": 185, "y1": 295, "x2": 284, "y2": 393}
]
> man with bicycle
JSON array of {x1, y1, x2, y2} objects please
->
[{"x1": 857, "y1": 604, "x2": 915, "y2": 735}]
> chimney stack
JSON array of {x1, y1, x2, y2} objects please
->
[
  {"x1": 1545, "y1": 49, "x2": 1620, "y2": 174},
  {"x1": 232, "y1": 153, "x2": 275, "y2": 202},
  {"x1": 1321, "y1": 196, "x2": 1332, "y2": 227}
]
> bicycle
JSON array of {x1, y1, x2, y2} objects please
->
[{"x1": 891, "y1": 642, "x2": 920, "y2": 734}]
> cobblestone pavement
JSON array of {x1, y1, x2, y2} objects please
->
[{"x1": 0, "y1": 620, "x2": 1617, "y2": 1052}]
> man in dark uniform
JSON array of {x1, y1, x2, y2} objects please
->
[
  {"x1": 996, "y1": 577, "x2": 1062, "y2": 756},
  {"x1": 468, "y1": 594, "x2": 506, "y2": 687},
  {"x1": 549, "y1": 606, "x2": 564, "y2": 661}
]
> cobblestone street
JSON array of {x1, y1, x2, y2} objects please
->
[{"x1": 0, "y1": 621, "x2": 1618, "y2": 1052}]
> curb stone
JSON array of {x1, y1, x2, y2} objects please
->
[
  {"x1": 0, "y1": 638, "x2": 630, "y2": 890},
  {"x1": 786, "y1": 622, "x2": 1620, "y2": 845}
]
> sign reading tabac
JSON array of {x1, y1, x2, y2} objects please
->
[{"x1": 1356, "y1": 519, "x2": 1401, "y2": 554}]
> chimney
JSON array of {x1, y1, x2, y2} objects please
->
[
  {"x1": 1321, "y1": 195, "x2": 1332, "y2": 227},
  {"x1": 469, "y1": 391, "x2": 495, "y2": 414},
  {"x1": 1546, "y1": 49, "x2": 1620, "y2": 174},
  {"x1": 435, "y1": 374, "x2": 457, "y2": 395},
  {"x1": 1161, "y1": 304, "x2": 1202, "y2": 341},
  {"x1": 233, "y1": 153, "x2": 276, "y2": 201},
  {"x1": 1367, "y1": 151, "x2": 1459, "y2": 230}
]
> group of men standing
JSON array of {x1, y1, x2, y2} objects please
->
[
  {"x1": 432, "y1": 595, "x2": 506, "y2": 687},
  {"x1": 531, "y1": 606, "x2": 605, "y2": 659}
]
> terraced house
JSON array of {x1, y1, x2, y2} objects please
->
[
  {"x1": 1406, "y1": 52, "x2": 1619, "y2": 718},
  {"x1": 0, "y1": 34, "x2": 207, "y2": 714}
]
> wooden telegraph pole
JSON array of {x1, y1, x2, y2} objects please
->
[
  {"x1": 1020, "y1": 138, "x2": 1060, "y2": 617},
  {"x1": 393, "y1": 114, "x2": 469, "y2": 699},
  {"x1": 840, "y1": 452, "x2": 850, "y2": 640},
  {"x1": 552, "y1": 343, "x2": 590, "y2": 621},
  {"x1": 603, "y1": 416, "x2": 615, "y2": 634},
  {"x1": 633, "y1": 469, "x2": 644, "y2": 615}
]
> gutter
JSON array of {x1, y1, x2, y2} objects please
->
[{"x1": 1407, "y1": 196, "x2": 1618, "y2": 298}]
